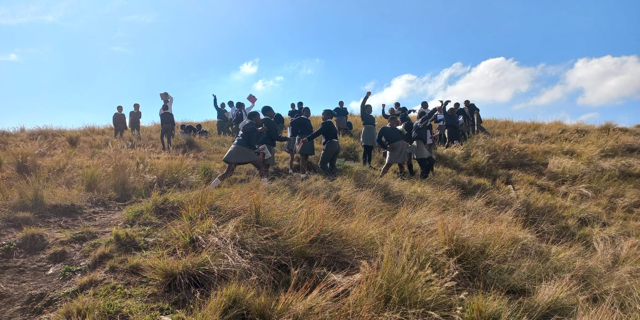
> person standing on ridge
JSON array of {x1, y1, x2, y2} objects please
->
[
  {"x1": 113, "y1": 105, "x2": 127, "y2": 139},
  {"x1": 129, "y1": 103, "x2": 142, "y2": 140},
  {"x1": 360, "y1": 91, "x2": 376, "y2": 169}
]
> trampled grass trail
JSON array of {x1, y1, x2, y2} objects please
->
[{"x1": 0, "y1": 117, "x2": 639, "y2": 319}]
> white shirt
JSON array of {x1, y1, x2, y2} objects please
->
[{"x1": 159, "y1": 94, "x2": 174, "y2": 115}]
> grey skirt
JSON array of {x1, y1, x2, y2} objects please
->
[
  {"x1": 295, "y1": 135, "x2": 316, "y2": 155},
  {"x1": 223, "y1": 144, "x2": 259, "y2": 164},
  {"x1": 361, "y1": 125, "x2": 376, "y2": 146},
  {"x1": 262, "y1": 145, "x2": 276, "y2": 166},
  {"x1": 412, "y1": 140, "x2": 432, "y2": 159},
  {"x1": 285, "y1": 136, "x2": 297, "y2": 152},
  {"x1": 386, "y1": 140, "x2": 408, "y2": 164},
  {"x1": 336, "y1": 116, "x2": 348, "y2": 129}
]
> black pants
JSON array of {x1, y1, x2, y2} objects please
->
[
  {"x1": 130, "y1": 124, "x2": 141, "y2": 139},
  {"x1": 217, "y1": 120, "x2": 229, "y2": 136},
  {"x1": 416, "y1": 157, "x2": 435, "y2": 179},
  {"x1": 161, "y1": 125, "x2": 174, "y2": 150},
  {"x1": 446, "y1": 125, "x2": 460, "y2": 145},
  {"x1": 362, "y1": 145, "x2": 374, "y2": 166},
  {"x1": 114, "y1": 127, "x2": 125, "y2": 139},
  {"x1": 320, "y1": 140, "x2": 340, "y2": 177}
]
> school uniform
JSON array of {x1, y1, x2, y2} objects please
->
[
  {"x1": 223, "y1": 121, "x2": 260, "y2": 164},
  {"x1": 360, "y1": 110, "x2": 377, "y2": 146},
  {"x1": 306, "y1": 120, "x2": 339, "y2": 176},
  {"x1": 158, "y1": 95, "x2": 173, "y2": 115},
  {"x1": 129, "y1": 110, "x2": 142, "y2": 137},
  {"x1": 333, "y1": 107, "x2": 349, "y2": 129},
  {"x1": 290, "y1": 115, "x2": 315, "y2": 155},
  {"x1": 376, "y1": 126, "x2": 407, "y2": 164},
  {"x1": 112, "y1": 112, "x2": 127, "y2": 138},
  {"x1": 256, "y1": 117, "x2": 288, "y2": 166},
  {"x1": 274, "y1": 113, "x2": 285, "y2": 134},
  {"x1": 213, "y1": 97, "x2": 230, "y2": 136},
  {"x1": 467, "y1": 103, "x2": 489, "y2": 135},
  {"x1": 412, "y1": 109, "x2": 438, "y2": 178},
  {"x1": 159, "y1": 112, "x2": 175, "y2": 149},
  {"x1": 285, "y1": 111, "x2": 301, "y2": 153}
]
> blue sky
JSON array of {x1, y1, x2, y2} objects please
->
[{"x1": 1, "y1": 0, "x2": 639, "y2": 129}]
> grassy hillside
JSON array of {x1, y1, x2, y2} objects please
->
[{"x1": 0, "y1": 116, "x2": 639, "y2": 320}]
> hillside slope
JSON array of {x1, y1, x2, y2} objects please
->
[{"x1": 0, "y1": 117, "x2": 639, "y2": 320}]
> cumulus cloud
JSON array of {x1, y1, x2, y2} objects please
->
[
  {"x1": 349, "y1": 57, "x2": 537, "y2": 111},
  {"x1": 286, "y1": 58, "x2": 324, "y2": 75},
  {"x1": 546, "y1": 112, "x2": 601, "y2": 125},
  {"x1": 0, "y1": 53, "x2": 18, "y2": 61},
  {"x1": 522, "y1": 55, "x2": 640, "y2": 107},
  {"x1": 238, "y1": 59, "x2": 259, "y2": 76},
  {"x1": 253, "y1": 76, "x2": 284, "y2": 91}
]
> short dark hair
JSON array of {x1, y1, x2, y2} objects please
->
[
  {"x1": 388, "y1": 116, "x2": 398, "y2": 122},
  {"x1": 454, "y1": 102, "x2": 460, "y2": 108},
  {"x1": 297, "y1": 101, "x2": 304, "y2": 107},
  {"x1": 322, "y1": 109, "x2": 335, "y2": 119},
  {"x1": 196, "y1": 124, "x2": 202, "y2": 129},
  {"x1": 180, "y1": 124, "x2": 186, "y2": 129},
  {"x1": 117, "y1": 105, "x2": 123, "y2": 109},
  {"x1": 394, "y1": 102, "x2": 401, "y2": 108},
  {"x1": 247, "y1": 111, "x2": 260, "y2": 120},
  {"x1": 421, "y1": 101, "x2": 428, "y2": 108},
  {"x1": 228, "y1": 101, "x2": 234, "y2": 106},
  {"x1": 133, "y1": 103, "x2": 140, "y2": 107},
  {"x1": 302, "y1": 107, "x2": 310, "y2": 114},
  {"x1": 261, "y1": 106, "x2": 274, "y2": 115}
]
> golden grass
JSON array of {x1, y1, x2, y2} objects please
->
[{"x1": 0, "y1": 117, "x2": 638, "y2": 319}]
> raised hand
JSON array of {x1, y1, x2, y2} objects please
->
[
  {"x1": 382, "y1": 104, "x2": 386, "y2": 108},
  {"x1": 366, "y1": 91, "x2": 372, "y2": 97}
]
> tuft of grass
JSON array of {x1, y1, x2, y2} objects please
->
[
  {"x1": 110, "y1": 166, "x2": 132, "y2": 202},
  {"x1": 66, "y1": 133, "x2": 81, "y2": 148},
  {"x1": 82, "y1": 166, "x2": 102, "y2": 193},
  {"x1": 14, "y1": 181, "x2": 46, "y2": 212},
  {"x1": 12, "y1": 149, "x2": 39, "y2": 176},
  {"x1": 145, "y1": 254, "x2": 220, "y2": 297},
  {"x1": 48, "y1": 248, "x2": 69, "y2": 264},
  {"x1": 111, "y1": 228, "x2": 142, "y2": 253},
  {"x1": 76, "y1": 273, "x2": 102, "y2": 293},
  {"x1": 17, "y1": 227, "x2": 48, "y2": 253},
  {"x1": 65, "y1": 228, "x2": 98, "y2": 244},
  {"x1": 88, "y1": 244, "x2": 115, "y2": 270},
  {"x1": 0, "y1": 211, "x2": 35, "y2": 228}
]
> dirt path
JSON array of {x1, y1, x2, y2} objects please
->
[{"x1": 0, "y1": 204, "x2": 124, "y2": 320}]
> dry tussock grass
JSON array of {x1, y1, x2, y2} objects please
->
[{"x1": 0, "y1": 118, "x2": 638, "y2": 319}]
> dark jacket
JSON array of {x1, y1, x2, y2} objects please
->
[
  {"x1": 234, "y1": 121, "x2": 259, "y2": 149},
  {"x1": 257, "y1": 118, "x2": 288, "y2": 147},
  {"x1": 160, "y1": 112, "x2": 175, "y2": 126},
  {"x1": 290, "y1": 116, "x2": 313, "y2": 138},
  {"x1": 288, "y1": 109, "x2": 302, "y2": 118},
  {"x1": 412, "y1": 109, "x2": 438, "y2": 143},
  {"x1": 113, "y1": 113, "x2": 127, "y2": 129},
  {"x1": 360, "y1": 95, "x2": 376, "y2": 126},
  {"x1": 129, "y1": 111, "x2": 141, "y2": 127},
  {"x1": 376, "y1": 126, "x2": 405, "y2": 149},
  {"x1": 213, "y1": 96, "x2": 228, "y2": 121},
  {"x1": 333, "y1": 107, "x2": 349, "y2": 118},
  {"x1": 306, "y1": 120, "x2": 338, "y2": 145}
]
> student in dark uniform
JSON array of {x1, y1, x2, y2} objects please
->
[
  {"x1": 442, "y1": 101, "x2": 460, "y2": 147},
  {"x1": 113, "y1": 105, "x2": 127, "y2": 139},
  {"x1": 400, "y1": 115, "x2": 415, "y2": 176},
  {"x1": 210, "y1": 111, "x2": 267, "y2": 188},
  {"x1": 232, "y1": 102, "x2": 247, "y2": 136},
  {"x1": 213, "y1": 94, "x2": 230, "y2": 136},
  {"x1": 381, "y1": 104, "x2": 396, "y2": 119},
  {"x1": 196, "y1": 124, "x2": 209, "y2": 137},
  {"x1": 159, "y1": 104, "x2": 175, "y2": 151},
  {"x1": 412, "y1": 108, "x2": 439, "y2": 178},
  {"x1": 291, "y1": 107, "x2": 315, "y2": 179},
  {"x1": 333, "y1": 101, "x2": 350, "y2": 135},
  {"x1": 376, "y1": 116, "x2": 407, "y2": 177},
  {"x1": 454, "y1": 102, "x2": 471, "y2": 142},
  {"x1": 129, "y1": 103, "x2": 142, "y2": 140},
  {"x1": 360, "y1": 92, "x2": 376, "y2": 168},
  {"x1": 464, "y1": 100, "x2": 490, "y2": 135},
  {"x1": 301, "y1": 109, "x2": 340, "y2": 178},
  {"x1": 274, "y1": 112, "x2": 285, "y2": 135},
  {"x1": 286, "y1": 103, "x2": 301, "y2": 174},
  {"x1": 257, "y1": 106, "x2": 290, "y2": 181}
]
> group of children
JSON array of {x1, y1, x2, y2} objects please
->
[
  {"x1": 111, "y1": 91, "x2": 488, "y2": 187},
  {"x1": 209, "y1": 91, "x2": 488, "y2": 188}
]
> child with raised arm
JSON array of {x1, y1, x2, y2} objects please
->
[
  {"x1": 360, "y1": 92, "x2": 376, "y2": 169},
  {"x1": 158, "y1": 92, "x2": 173, "y2": 115},
  {"x1": 301, "y1": 109, "x2": 340, "y2": 178}
]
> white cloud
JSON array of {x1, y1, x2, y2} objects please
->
[
  {"x1": 0, "y1": 2, "x2": 70, "y2": 25},
  {"x1": 545, "y1": 112, "x2": 601, "y2": 125},
  {"x1": 286, "y1": 58, "x2": 324, "y2": 75},
  {"x1": 109, "y1": 46, "x2": 131, "y2": 54},
  {"x1": 0, "y1": 53, "x2": 18, "y2": 61},
  {"x1": 253, "y1": 76, "x2": 283, "y2": 91},
  {"x1": 121, "y1": 14, "x2": 157, "y2": 23},
  {"x1": 362, "y1": 81, "x2": 376, "y2": 91},
  {"x1": 348, "y1": 57, "x2": 537, "y2": 111},
  {"x1": 522, "y1": 55, "x2": 640, "y2": 108},
  {"x1": 238, "y1": 59, "x2": 259, "y2": 76}
]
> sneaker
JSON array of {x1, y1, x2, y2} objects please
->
[{"x1": 289, "y1": 169, "x2": 294, "y2": 174}]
